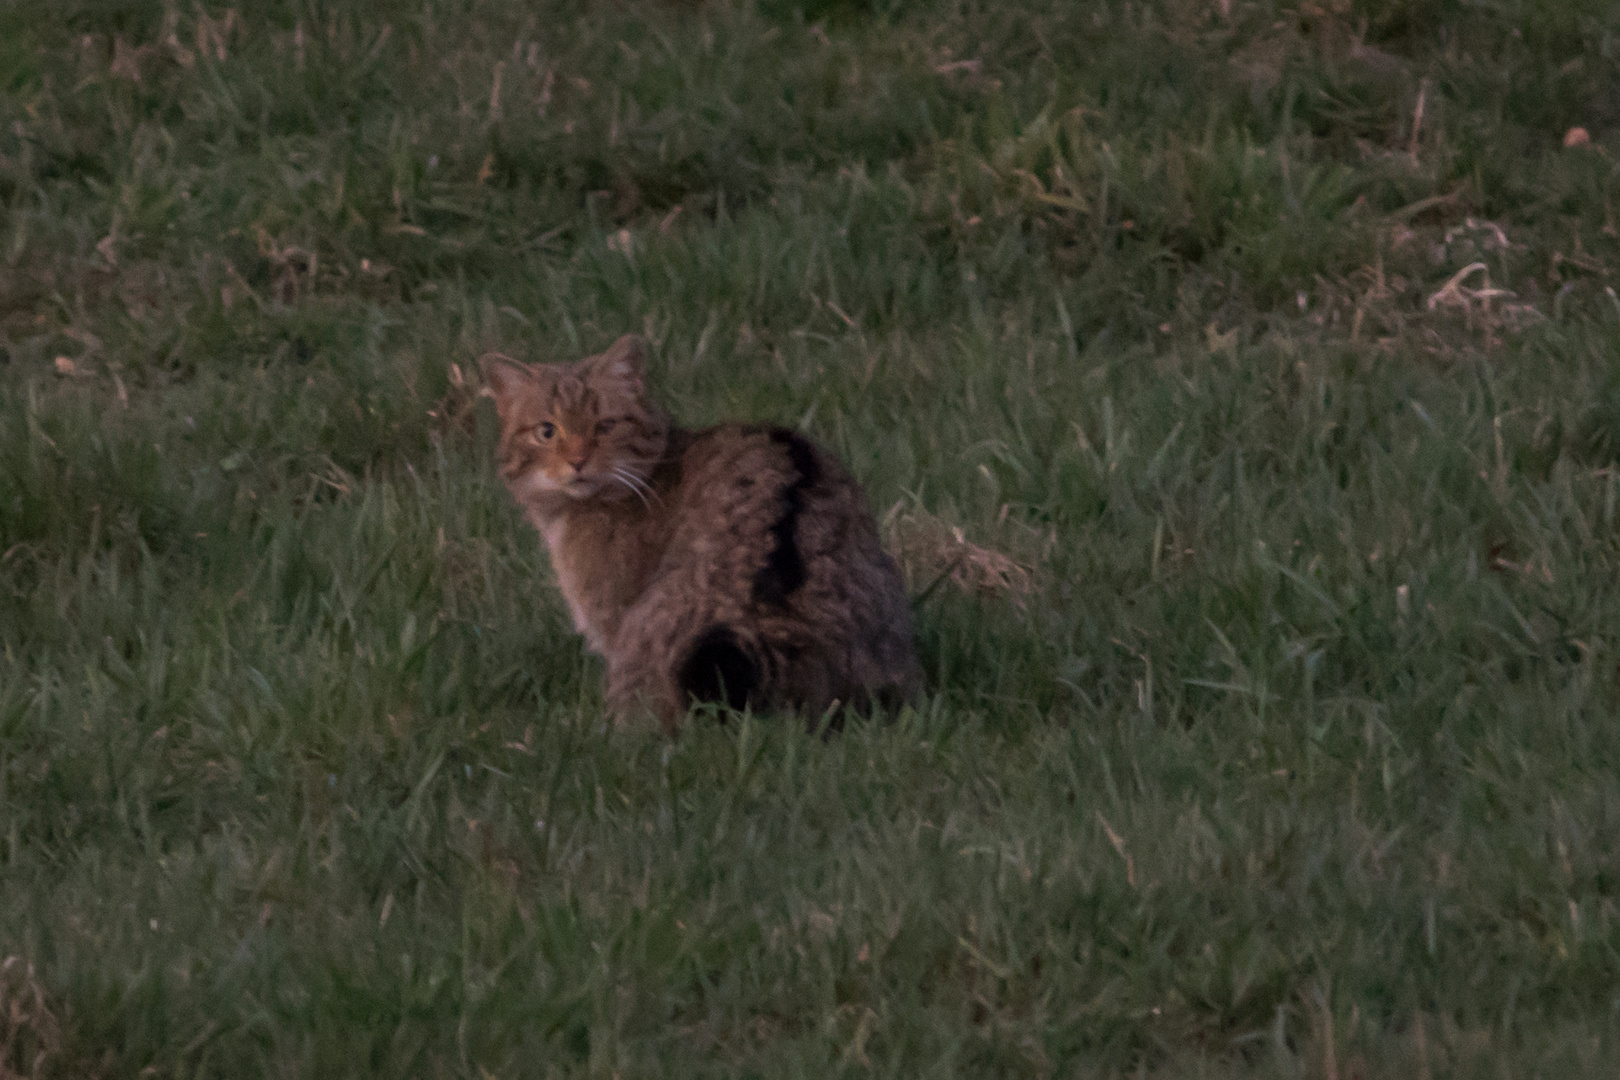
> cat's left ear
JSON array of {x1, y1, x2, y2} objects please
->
[{"x1": 582, "y1": 334, "x2": 646, "y2": 392}]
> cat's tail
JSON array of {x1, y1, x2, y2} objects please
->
[
  {"x1": 675, "y1": 625, "x2": 762, "y2": 712},
  {"x1": 674, "y1": 621, "x2": 915, "y2": 723}
]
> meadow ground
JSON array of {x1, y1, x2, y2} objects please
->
[{"x1": 4, "y1": 0, "x2": 1620, "y2": 1075}]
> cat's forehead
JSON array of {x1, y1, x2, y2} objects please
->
[
  {"x1": 504, "y1": 365, "x2": 585, "y2": 409},
  {"x1": 568, "y1": 358, "x2": 643, "y2": 408},
  {"x1": 498, "y1": 353, "x2": 643, "y2": 424},
  {"x1": 555, "y1": 373, "x2": 591, "y2": 412}
]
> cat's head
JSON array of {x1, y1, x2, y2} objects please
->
[{"x1": 480, "y1": 335, "x2": 670, "y2": 504}]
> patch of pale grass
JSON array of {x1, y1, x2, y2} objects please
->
[
  {"x1": 884, "y1": 505, "x2": 1035, "y2": 605},
  {"x1": 0, "y1": 957, "x2": 59, "y2": 1080}
]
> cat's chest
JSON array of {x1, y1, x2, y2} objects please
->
[
  {"x1": 527, "y1": 512, "x2": 594, "y2": 639},
  {"x1": 532, "y1": 506, "x2": 658, "y2": 652},
  {"x1": 532, "y1": 513, "x2": 568, "y2": 555}
]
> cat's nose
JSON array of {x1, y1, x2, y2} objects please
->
[{"x1": 565, "y1": 447, "x2": 590, "y2": 471}]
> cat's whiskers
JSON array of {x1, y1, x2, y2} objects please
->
[
  {"x1": 613, "y1": 476, "x2": 651, "y2": 511},
  {"x1": 609, "y1": 465, "x2": 656, "y2": 510},
  {"x1": 624, "y1": 468, "x2": 662, "y2": 507},
  {"x1": 615, "y1": 463, "x2": 659, "y2": 498}
]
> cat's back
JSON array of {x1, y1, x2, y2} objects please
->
[
  {"x1": 666, "y1": 423, "x2": 881, "y2": 586},
  {"x1": 639, "y1": 421, "x2": 918, "y2": 713},
  {"x1": 658, "y1": 423, "x2": 904, "y2": 632}
]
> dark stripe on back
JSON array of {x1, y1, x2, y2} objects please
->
[
  {"x1": 753, "y1": 428, "x2": 820, "y2": 607},
  {"x1": 677, "y1": 625, "x2": 760, "y2": 711}
]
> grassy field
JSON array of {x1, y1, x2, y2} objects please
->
[{"x1": 4, "y1": 0, "x2": 1620, "y2": 1075}]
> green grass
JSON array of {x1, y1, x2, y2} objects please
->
[{"x1": 4, "y1": 0, "x2": 1620, "y2": 1075}]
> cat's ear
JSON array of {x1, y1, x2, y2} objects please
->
[
  {"x1": 581, "y1": 334, "x2": 646, "y2": 392},
  {"x1": 479, "y1": 353, "x2": 533, "y2": 417}
]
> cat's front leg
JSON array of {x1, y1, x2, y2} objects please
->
[{"x1": 602, "y1": 658, "x2": 682, "y2": 735}]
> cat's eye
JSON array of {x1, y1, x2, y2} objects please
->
[
  {"x1": 534, "y1": 421, "x2": 556, "y2": 441},
  {"x1": 595, "y1": 418, "x2": 619, "y2": 435}
]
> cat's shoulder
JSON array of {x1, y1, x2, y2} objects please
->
[
  {"x1": 678, "y1": 423, "x2": 846, "y2": 484},
  {"x1": 683, "y1": 420, "x2": 829, "y2": 466}
]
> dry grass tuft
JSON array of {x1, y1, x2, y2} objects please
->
[
  {"x1": 0, "y1": 957, "x2": 60, "y2": 1080},
  {"x1": 884, "y1": 507, "x2": 1035, "y2": 606}
]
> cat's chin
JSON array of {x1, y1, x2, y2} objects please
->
[
  {"x1": 510, "y1": 474, "x2": 618, "y2": 508},
  {"x1": 563, "y1": 479, "x2": 605, "y2": 499},
  {"x1": 513, "y1": 473, "x2": 583, "y2": 501},
  {"x1": 541, "y1": 475, "x2": 612, "y2": 501}
]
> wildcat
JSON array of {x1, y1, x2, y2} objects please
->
[{"x1": 481, "y1": 334, "x2": 921, "y2": 732}]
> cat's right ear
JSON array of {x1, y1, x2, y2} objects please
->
[{"x1": 479, "y1": 353, "x2": 531, "y2": 417}]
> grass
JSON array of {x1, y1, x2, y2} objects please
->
[{"x1": 4, "y1": 0, "x2": 1620, "y2": 1074}]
